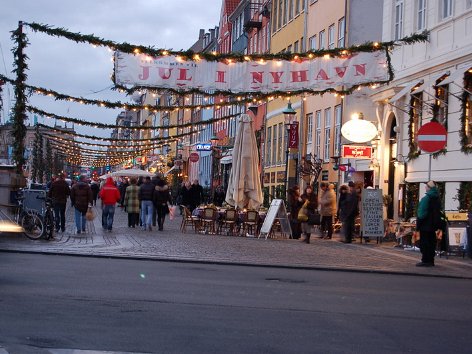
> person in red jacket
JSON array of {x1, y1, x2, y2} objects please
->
[{"x1": 99, "y1": 177, "x2": 121, "y2": 232}]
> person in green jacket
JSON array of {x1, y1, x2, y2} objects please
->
[{"x1": 416, "y1": 181, "x2": 442, "y2": 267}]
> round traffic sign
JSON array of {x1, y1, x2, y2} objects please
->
[
  {"x1": 417, "y1": 122, "x2": 447, "y2": 153},
  {"x1": 189, "y1": 152, "x2": 199, "y2": 163}
]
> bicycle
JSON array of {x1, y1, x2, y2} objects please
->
[
  {"x1": 36, "y1": 195, "x2": 55, "y2": 240},
  {"x1": 14, "y1": 195, "x2": 44, "y2": 240}
]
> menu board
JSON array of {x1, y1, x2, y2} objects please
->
[
  {"x1": 259, "y1": 199, "x2": 292, "y2": 239},
  {"x1": 361, "y1": 189, "x2": 384, "y2": 238}
]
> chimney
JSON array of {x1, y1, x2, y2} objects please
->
[{"x1": 199, "y1": 29, "x2": 205, "y2": 39}]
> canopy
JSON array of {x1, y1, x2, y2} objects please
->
[
  {"x1": 225, "y1": 114, "x2": 263, "y2": 209},
  {"x1": 109, "y1": 169, "x2": 154, "y2": 178}
]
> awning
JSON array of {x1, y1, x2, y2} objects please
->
[
  {"x1": 220, "y1": 155, "x2": 232, "y2": 165},
  {"x1": 412, "y1": 71, "x2": 450, "y2": 93},
  {"x1": 389, "y1": 80, "x2": 424, "y2": 103},
  {"x1": 438, "y1": 66, "x2": 472, "y2": 86}
]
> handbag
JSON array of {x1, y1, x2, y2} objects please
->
[
  {"x1": 307, "y1": 210, "x2": 321, "y2": 225},
  {"x1": 85, "y1": 207, "x2": 95, "y2": 221}
]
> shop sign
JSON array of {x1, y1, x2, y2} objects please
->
[
  {"x1": 288, "y1": 121, "x2": 299, "y2": 148},
  {"x1": 196, "y1": 143, "x2": 212, "y2": 151},
  {"x1": 342, "y1": 145, "x2": 372, "y2": 159}
]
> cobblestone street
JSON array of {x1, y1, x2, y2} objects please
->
[{"x1": 1, "y1": 204, "x2": 471, "y2": 279}]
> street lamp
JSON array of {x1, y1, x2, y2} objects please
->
[{"x1": 283, "y1": 102, "x2": 297, "y2": 200}]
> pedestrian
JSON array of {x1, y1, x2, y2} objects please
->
[
  {"x1": 151, "y1": 174, "x2": 160, "y2": 226},
  {"x1": 416, "y1": 180, "x2": 442, "y2": 267},
  {"x1": 189, "y1": 179, "x2": 204, "y2": 210},
  {"x1": 70, "y1": 175, "x2": 93, "y2": 234},
  {"x1": 153, "y1": 177, "x2": 171, "y2": 231},
  {"x1": 288, "y1": 185, "x2": 303, "y2": 239},
  {"x1": 213, "y1": 185, "x2": 226, "y2": 207},
  {"x1": 90, "y1": 180, "x2": 99, "y2": 206},
  {"x1": 338, "y1": 182, "x2": 358, "y2": 243},
  {"x1": 299, "y1": 185, "x2": 318, "y2": 244},
  {"x1": 139, "y1": 176, "x2": 155, "y2": 231},
  {"x1": 319, "y1": 182, "x2": 336, "y2": 239},
  {"x1": 180, "y1": 180, "x2": 192, "y2": 210},
  {"x1": 48, "y1": 173, "x2": 70, "y2": 233},
  {"x1": 124, "y1": 177, "x2": 140, "y2": 228},
  {"x1": 99, "y1": 177, "x2": 121, "y2": 232},
  {"x1": 119, "y1": 178, "x2": 129, "y2": 207}
]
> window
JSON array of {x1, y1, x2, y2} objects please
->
[
  {"x1": 283, "y1": 0, "x2": 288, "y2": 25},
  {"x1": 439, "y1": 0, "x2": 453, "y2": 20},
  {"x1": 294, "y1": 40, "x2": 299, "y2": 53},
  {"x1": 315, "y1": 111, "x2": 321, "y2": 159},
  {"x1": 272, "y1": 125, "x2": 277, "y2": 165},
  {"x1": 273, "y1": 0, "x2": 279, "y2": 30},
  {"x1": 334, "y1": 105, "x2": 342, "y2": 156},
  {"x1": 433, "y1": 84, "x2": 448, "y2": 125},
  {"x1": 416, "y1": 0, "x2": 427, "y2": 31},
  {"x1": 306, "y1": 113, "x2": 313, "y2": 144},
  {"x1": 300, "y1": 36, "x2": 305, "y2": 51},
  {"x1": 309, "y1": 35, "x2": 317, "y2": 50},
  {"x1": 467, "y1": 0, "x2": 472, "y2": 9},
  {"x1": 464, "y1": 73, "x2": 472, "y2": 146},
  {"x1": 295, "y1": 0, "x2": 301, "y2": 14},
  {"x1": 266, "y1": 126, "x2": 272, "y2": 166},
  {"x1": 278, "y1": 0, "x2": 283, "y2": 29},
  {"x1": 410, "y1": 92, "x2": 422, "y2": 151},
  {"x1": 288, "y1": 0, "x2": 294, "y2": 20},
  {"x1": 328, "y1": 24, "x2": 335, "y2": 49},
  {"x1": 394, "y1": 0, "x2": 404, "y2": 40},
  {"x1": 324, "y1": 108, "x2": 331, "y2": 162},
  {"x1": 287, "y1": 44, "x2": 292, "y2": 53},
  {"x1": 319, "y1": 30, "x2": 326, "y2": 49},
  {"x1": 278, "y1": 123, "x2": 283, "y2": 163},
  {"x1": 338, "y1": 17, "x2": 345, "y2": 47}
]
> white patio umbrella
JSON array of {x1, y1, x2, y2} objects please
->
[
  {"x1": 225, "y1": 114, "x2": 263, "y2": 209},
  {"x1": 110, "y1": 169, "x2": 154, "y2": 177}
]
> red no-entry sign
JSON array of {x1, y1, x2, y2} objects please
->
[
  {"x1": 417, "y1": 122, "x2": 447, "y2": 153},
  {"x1": 189, "y1": 152, "x2": 199, "y2": 163}
]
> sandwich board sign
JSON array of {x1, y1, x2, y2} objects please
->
[
  {"x1": 361, "y1": 188, "x2": 384, "y2": 238},
  {"x1": 259, "y1": 199, "x2": 292, "y2": 240}
]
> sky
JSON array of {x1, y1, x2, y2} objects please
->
[{"x1": 0, "y1": 0, "x2": 222, "y2": 139}]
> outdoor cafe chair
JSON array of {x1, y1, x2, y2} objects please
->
[
  {"x1": 180, "y1": 205, "x2": 200, "y2": 233},
  {"x1": 218, "y1": 208, "x2": 238, "y2": 236},
  {"x1": 200, "y1": 206, "x2": 218, "y2": 234},
  {"x1": 242, "y1": 210, "x2": 259, "y2": 237}
]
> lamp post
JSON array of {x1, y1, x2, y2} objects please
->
[
  {"x1": 210, "y1": 134, "x2": 219, "y2": 203},
  {"x1": 283, "y1": 102, "x2": 297, "y2": 201}
]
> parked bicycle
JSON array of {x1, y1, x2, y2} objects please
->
[{"x1": 14, "y1": 195, "x2": 44, "y2": 240}]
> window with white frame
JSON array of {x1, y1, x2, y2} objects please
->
[
  {"x1": 306, "y1": 113, "x2": 313, "y2": 144},
  {"x1": 324, "y1": 108, "x2": 331, "y2": 162},
  {"x1": 295, "y1": 0, "x2": 301, "y2": 14},
  {"x1": 328, "y1": 24, "x2": 335, "y2": 49},
  {"x1": 439, "y1": 0, "x2": 453, "y2": 20},
  {"x1": 300, "y1": 36, "x2": 305, "y2": 51},
  {"x1": 394, "y1": 0, "x2": 404, "y2": 40},
  {"x1": 278, "y1": 123, "x2": 283, "y2": 163},
  {"x1": 338, "y1": 17, "x2": 345, "y2": 47},
  {"x1": 294, "y1": 40, "x2": 299, "y2": 52},
  {"x1": 288, "y1": 0, "x2": 294, "y2": 20},
  {"x1": 273, "y1": 0, "x2": 279, "y2": 30},
  {"x1": 283, "y1": 0, "x2": 288, "y2": 25},
  {"x1": 315, "y1": 110, "x2": 321, "y2": 159},
  {"x1": 334, "y1": 105, "x2": 342, "y2": 156},
  {"x1": 319, "y1": 30, "x2": 326, "y2": 49},
  {"x1": 309, "y1": 35, "x2": 317, "y2": 50},
  {"x1": 416, "y1": 0, "x2": 427, "y2": 31},
  {"x1": 272, "y1": 125, "x2": 277, "y2": 165},
  {"x1": 266, "y1": 126, "x2": 272, "y2": 166},
  {"x1": 278, "y1": 0, "x2": 283, "y2": 30}
]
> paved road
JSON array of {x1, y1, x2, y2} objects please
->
[{"x1": 0, "y1": 205, "x2": 471, "y2": 278}]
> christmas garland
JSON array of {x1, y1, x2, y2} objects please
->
[{"x1": 460, "y1": 75, "x2": 472, "y2": 154}]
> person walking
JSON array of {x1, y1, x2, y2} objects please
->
[
  {"x1": 124, "y1": 177, "x2": 140, "y2": 228},
  {"x1": 139, "y1": 176, "x2": 155, "y2": 231},
  {"x1": 70, "y1": 175, "x2": 93, "y2": 234},
  {"x1": 48, "y1": 173, "x2": 70, "y2": 233},
  {"x1": 99, "y1": 177, "x2": 121, "y2": 232},
  {"x1": 153, "y1": 177, "x2": 171, "y2": 231},
  {"x1": 90, "y1": 181, "x2": 100, "y2": 206},
  {"x1": 338, "y1": 182, "x2": 358, "y2": 243},
  {"x1": 299, "y1": 185, "x2": 318, "y2": 244},
  {"x1": 180, "y1": 180, "x2": 192, "y2": 210},
  {"x1": 288, "y1": 185, "x2": 303, "y2": 239},
  {"x1": 319, "y1": 182, "x2": 336, "y2": 239},
  {"x1": 416, "y1": 180, "x2": 442, "y2": 267},
  {"x1": 189, "y1": 179, "x2": 204, "y2": 210}
]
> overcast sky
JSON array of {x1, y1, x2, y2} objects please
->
[{"x1": 0, "y1": 0, "x2": 222, "y2": 138}]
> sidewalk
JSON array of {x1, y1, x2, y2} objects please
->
[{"x1": 1, "y1": 205, "x2": 471, "y2": 279}]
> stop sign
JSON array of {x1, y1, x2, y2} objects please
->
[
  {"x1": 189, "y1": 152, "x2": 199, "y2": 163},
  {"x1": 417, "y1": 122, "x2": 447, "y2": 153}
]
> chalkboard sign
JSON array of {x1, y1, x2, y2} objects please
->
[
  {"x1": 259, "y1": 199, "x2": 292, "y2": 239},
  {"x1": 361, "y1": 188, "x2": 384, "y2": 238}
]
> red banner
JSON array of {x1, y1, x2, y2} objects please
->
[{"x1": 288, "y1": 122, "x2": 299, "y2": 148}]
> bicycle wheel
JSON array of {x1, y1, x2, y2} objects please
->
[
  {"x1": 43, "y1": 211, "x2": 54, "y2": 240},
  {"x1": 21, "y1": 212, "x2": 44, "y2": 240}
]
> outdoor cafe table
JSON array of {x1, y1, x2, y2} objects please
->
[{"x1": 192, "y1": 207, "x2": 266, "y2": 234}]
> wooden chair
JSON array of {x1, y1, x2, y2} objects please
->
[
  {"x1": 242, "y1": 210, "x2": 259, "y2": 237},
  {"x1": 180, "y1": 205, "x2": 200, "y2": 233},
  {"x1": 218, "y1": 208, "x2": 238, "y2": 236},
  {"x1": 200, "y1": 207, "x2": 218, "y2": 234}
]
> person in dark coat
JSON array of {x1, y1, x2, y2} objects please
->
[
  {"x1": 189, "y1": 179, "x2": 204, "y2": 210},
  {"x1": 70, "y1": 175, "x2": 93, "y2": 234},
  {"x1": 90, "y1": 181, "x2": 99, "y2": 206},
  {"x1": 288, "y1": 185, "x2": 303, "y2": 239},
  {"x1": 138, "y1": 176, "x2": 155, "y2": 231},
  {"x1": 416, "y1": 180, "x2": 442, "y2": 267},
  {"x1": 180, "y1": 180, "x2": 192, "y2": 210},
  {"x1": 153, "y1": 178, "x2": 171, "y2": 231},
  {"x1": 338, "y1": 182, "x2": 358, "y2": 243},
  {"x1": 300, "y1": 185, "x2": 318, "y2": 244},
  {"x1": 213, "y1": 186, "x2": 226, "y2": 207},
  {"x1": 48, "y1": 173, "x2": 70, "y2": 233}
]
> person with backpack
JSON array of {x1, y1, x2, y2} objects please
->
[{"x1": 416, "y1": 180, "x2": 443, "y2": 267}]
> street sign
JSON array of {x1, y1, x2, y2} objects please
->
[
  {"x1": 196, "y1": 143, "x2": 212, "y2": 151},
  {"x1": 189, "y1": 152, "x2": 199, "y2": 163},
  {"x1": 342, "y1": 145, "x2": 372, "y2": 159},
  {"x1": 417, "y1": 122, "x2": 447, "y2": 153}
]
